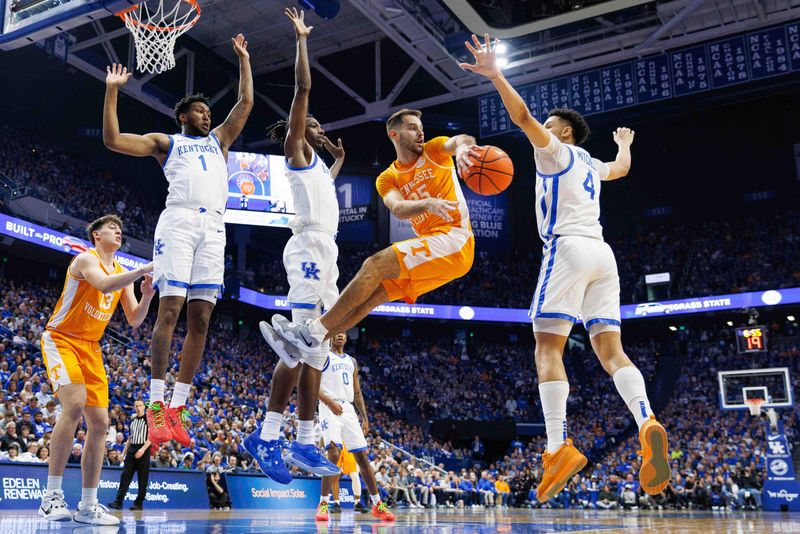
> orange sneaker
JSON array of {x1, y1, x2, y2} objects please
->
[
  {"x1": 146, "y1": 401, "x2": 172, "y2": 446},
  {"x1": 639, "y1": 415, "x2": 670, "y2": 495},
  {"x1": 371, "y1": 501, "x2": 395, "y2": 521},
  {"x1": 536, "y1": 439, "x2": 588, "y2": 503},
  {"x1": 166, "y1": 406, "x2": 192, "y2": 447},
  {"x1": 315, "y1": 501, "x2": 329, "y2": 521}
]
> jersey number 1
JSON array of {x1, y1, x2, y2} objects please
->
[
  {"x1": 342, "y1": 373, "x2": 349, "y2": 385},
  {"x1": 583, "y1": 170, "x2": 595, "y2": 200},
  {"x1": 198, "y1": 155, "x2": 207, "y2": 172}
]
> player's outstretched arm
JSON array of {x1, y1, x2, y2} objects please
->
[
  {"x1": 381, "y1": 189, "x2": 459, "y2": 223},
  {"x1": 322, "y1": 136, "x2": 345, "y2": 179},
  {"x1": 284, "y1": 7, "x2": 314, "y2": 165},
  {"x1": 352, "y1": 360, "x2": 370, "y2": 434},
  {"x1": 102, "y1": 64, "x2": 169, "y2": 160},
  {"x1": 604, "y1": 127, "x2": 634, "y2": 181},
  {"x1": 459, "y1": 34, "x2": 550, "y2": 148},
  {"x1": 120, "y1": 273, "x2": 155, "y2": 328},
  {"x1": 71, "y1": 253, "x2": 154, "y2": 294},
  {"x1": 213, "y1": 34, "x2": 253, "y2": 151}
]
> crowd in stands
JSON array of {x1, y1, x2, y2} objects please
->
[{"x1": 0, "y1": 235, "x2": 798, "y2": 510}]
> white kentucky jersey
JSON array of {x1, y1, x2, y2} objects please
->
[
  {"x1": 533, "y1": 133, "x2": 611, "y2": 243},
  {"x1": 163, "y1": 133, "x2": 228, "y2": 213},
  {"x1": 286, "y1": 152, "x2": 339, "y2": 236},
  {"x1": 321, "y1": 351, "x2": 355, "y2": 403}
]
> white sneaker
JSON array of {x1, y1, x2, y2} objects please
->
[
  {"x1": 272, "y1": 315, "x2": 320, "y2": 354},
  {"x1": 73, "y1": 502, "x2": 120, "y2": 526},
  {"x1": 259, "y1": 321, "x2": 302, "y2": 368},
  {"x1": 39, "y1": 490, "x2": 72, "y2": 521}
]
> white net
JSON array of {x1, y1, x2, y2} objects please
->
[
  {"x1": 745, "y1": 399, "x2": 764, "y2": 416},
  {"x1": 119, "y1": 0, "x2": 201, "y2": 74}
]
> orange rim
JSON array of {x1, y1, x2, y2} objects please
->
[{"x1": 117, "y1": 0, "x2": 201, "y2": 33}]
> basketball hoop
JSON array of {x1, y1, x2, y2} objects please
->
[
  {"x1": 117, "y1": 0, "x2": 201, "y2": 74},
  {"x1": 745, "y1": 398, "x2": 765, "y2": 416}
]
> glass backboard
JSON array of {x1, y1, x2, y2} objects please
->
[{"x1": 718, "y1": 367, "x2": 793, "y2": 410}]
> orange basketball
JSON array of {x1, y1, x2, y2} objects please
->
[
  {"x1": 240, "y1": 181, "x2": 255, "y2": 196},
  {"x1": 462, "y1": 145, "x2": 513, "y2": 195}
]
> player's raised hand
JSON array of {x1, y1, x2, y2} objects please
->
[
  {"x1": 459, "y1": 33, "x2": 501, "y2": 79},
  {"x1": 613, "y1": 127, "x2": 635, "y2": 146},
  {"x1": 231, "y1": 33, "x2": 249, "y2": 59},
  {"x1": 285, "y1": 7, "x2": 313, "y2": 37},
  {"x1": 322, "y1": 136, "x2": 345, "y2": 160},
  {"x1": 425, "y1": 198, "x2": 459, "y2": 223},
  {"x1": 105, "y1": 64, "x2": 132, "y2": 88}
]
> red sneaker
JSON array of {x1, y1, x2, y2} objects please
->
[
  {"x1": 371, "y1": 501, "x2": 395, "y2": 521},
  {"x1": 166, "y1": 406, "x2": 192, "y2": 447},
  {"x1": 146, "y1": 401, "x2": 172, "y2": 446},
  {"x1": 315, "y1": 501, "x2": 329, "y2": 521}
]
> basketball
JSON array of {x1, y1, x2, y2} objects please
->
[
  {"x1": 240, "y1": 180, "x2": 255, "y2": 196},
  {"x1": 462, "y1": 145, "x2": 514, "y2": 195}
]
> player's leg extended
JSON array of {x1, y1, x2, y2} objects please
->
[
  {"x1": 353, "y1": 451, "x2": 395, "y2": 520},
  {"x1": 534, "y1": 330, "x2": 587, "y2": 503},
  {"x1": 148, "y1": 295, "x2": 184, "y2": 444},
  {"x1": 590, "y1": 331, "x2": 669, "y2": 495},
  {"x1": 244, "y1": 361, "x2": 300, "y2": 484},
  {"x1": 324, "y1": 285, "x2": 389, "y2": 336},
  {"x1": 319, "y1": 247, "x2": 399, "y2": 333}
]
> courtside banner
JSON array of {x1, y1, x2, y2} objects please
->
[
  {"x1": 0, "y1": 462, "x2": 209, "y2": 509},
  {"x1": 0, "y1": 213, "x2": 148, "y2": 270},
  {"x1": 2, "y1": 212, "x2": 799, "y2": 323},
  {"x1": 225, "y1": 473, "x2": 354, "y2": 509}
]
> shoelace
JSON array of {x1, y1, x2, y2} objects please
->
[
  {"x1": 318, "y1": 502, "x2": 329, "y2": 513},
  {"x1": 44, "y1": 491, "x2": 67, "y2": 510},
  {"x1": 377, "y1": 502, "x2": 390, "y2": 513},
  {"x1": 178, "y1": 407, "x2": 191, "y2": 428},
  {"x1": 148, "y1": 402, "x2": 166, "y2": 428}
]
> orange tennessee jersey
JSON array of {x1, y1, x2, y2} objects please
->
[
  {"x1": 376, "y1": 136, "x2": 471, "y2": 236},
  {"x1": 46, "y1": 249, "x2": 125, "y2": 341}
]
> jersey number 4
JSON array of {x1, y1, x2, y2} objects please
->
[{"x1": 583, "y1": 170, "x2": 596, "y2": 200}]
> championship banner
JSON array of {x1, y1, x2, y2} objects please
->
[
  {"x1": 762, "y1": 421, "x2": 800, "y2": 511},
  {"x1": 0, "y1": 463, "x2": 209, "y2": 510},
  {"x1": 225, "y1": 473, "x2": 355, "y2": 509}
]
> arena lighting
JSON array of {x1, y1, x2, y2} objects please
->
[
  {"x1": 496, "y1": 57, "x2": 509, "y2": 68},
  {"x1": 789, "y1": 315, "x2": 796, "y2": 321},
  {"x1": 668, "y1": 326, "x2": 678, "y2": 331},
  {"x1": 727, "y1": 321, "x2": 734, "y2": 326},
  {"x1": 495, "y1": 42, "x2": 507, "y2": 54}
]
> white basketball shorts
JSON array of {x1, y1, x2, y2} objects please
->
[
  {"x1": 152, "y1": 206, "x2": 225, "y2": 303},
  {"x1": 530, "y1": 235, "x2": 621, "y2": 337},
  {"x1": 318, "y1": 401, "x2": 369, "y2": 452},
  {"x1": 284, "y1": 230, "x2": 339, "y2": 312}
]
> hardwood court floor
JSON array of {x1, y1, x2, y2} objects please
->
[{"x1": 2, "y1": 507, "x2": 799, "y2": 533}]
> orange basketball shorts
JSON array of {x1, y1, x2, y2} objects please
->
[
  {"x1": 338, "y1": 446, "x2": 358, "y2": 475},
  {"x1": 382, "y1": 226, "x2": 475, "y2": 304},
  {"x1": 40, "y1": 330, "x2": 109, "y2": 408}
]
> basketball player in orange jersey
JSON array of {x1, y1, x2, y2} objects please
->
[
  {"x1": 38, "y1": 215, "x2": 154, "y2": 525},
  {"x1": 272, "y1": 108, "x2": 478, "y2": 352},
  {"x1": 461, "y1": 33, "x2": 669, "y2": 502},
  {"x1": 102, "y1": 34, "x2": 252, "y2": 449}
]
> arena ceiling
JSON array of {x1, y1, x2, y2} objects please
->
[{"x1": 48, "y1": 0, "x2": 800, "y2": 145}]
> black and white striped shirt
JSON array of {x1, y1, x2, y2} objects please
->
[{"x1": 128, "y1": 415, "x2": 148, "y2": 447}]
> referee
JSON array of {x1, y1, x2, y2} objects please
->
[{"x1": 108, "y1": 400, "x2": 151, "y2": 510}]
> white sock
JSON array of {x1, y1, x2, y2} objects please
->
[
  {"x1": 370, "y1": 494, "x2": 381, "y2": 505},
  {"x1": 150, "y1": 378, "x2": 165, "y2": 404},
  {"x1": 260, "y1": 411, "x2": 283, "y2": 442},
  {"x1": 320, "y1": 495, "x2": 327, "y2": 504},
  {"x1": 352, "y1": 472, "x2": 361, "y2": 496},
  {"x1": 169, "y1": 381, "x2": 191, "y2": 408},
  {"x1": 308, "y1": 318, "x2": 328, "y2": 342},
  {"x1": 81, "y1": 487, "x2": 98, "y2": 508},
  {"x1": 539, "y1": 380, "x2": 569, "y2": 453},
  {"x1": 46, "y1": 476, "x2": 62, "y2": 494},
  {"x1": 297, "y1": 420, "x2": 315, "y2": 445},
  {"x1": 613, "y1": 366, "x2": 653, "y2": 429}
]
